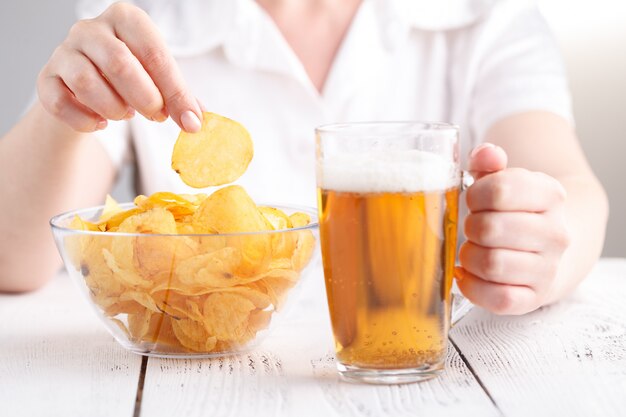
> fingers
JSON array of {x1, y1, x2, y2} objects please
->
[
  {"x1": 103, "y1": 3, "x2": 202, "y2": 132},
  {"x1": 52, "y1": 47, "x2": 131, "y2": 122},
  {"x1": 461, "y1": 144, "x2": 570, "y2": 316},
  {"x1": 37, "y1": 74, "x2": 107, "y2": 132},
  {"x1": 455, "y1": 267, "x2": 540, "y2": 315},
  {"x1": 458, "y1": 242, "x2": 558, "y2": 287},
  {"x1": 464, "y1": 210, "x2": 570, "y2": 252},
  {"x1": 467, "y1": 168, "x2": 567, "y2": 212},
  {"x1": 468, "y1": 143, "x2": 508, "y2": 180},
  {"x1": 40, "y1": 2, "x2": 202, "y2": 133},
  {"x1": 69, "y1": 20, "x2": 165, "y2": 122}
]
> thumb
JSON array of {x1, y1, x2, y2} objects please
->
[{"x1": 468, "y1": 143, "x2": 508, "y2": 180}]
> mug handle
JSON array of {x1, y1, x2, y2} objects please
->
[
  {"x1": 451, "y1": 287, "x2": 474, "y2": 326},
  {"x1": 451, "y1": 170, "x2": 475, "y2": 327}
]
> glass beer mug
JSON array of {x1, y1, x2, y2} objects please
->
[{"x1": 316, "y1": 122, "x2": 473, "y2": 384}]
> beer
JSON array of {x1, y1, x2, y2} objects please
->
[{"x1": 318, "y1": 149, "x2": 459, "y2": 371}]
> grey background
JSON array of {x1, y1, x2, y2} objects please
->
[{"x1": 0, "y1": 0, "x2": 624, "y2": 256}]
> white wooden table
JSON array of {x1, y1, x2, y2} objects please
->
[{"x1": 2, "y1": 258, "x2": 625, "y2": 417}]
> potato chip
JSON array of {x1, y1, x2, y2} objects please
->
[
  {"x1": 68, "y1": 214, "x2": 100, "y2": 232},
  {"x1": 134, "y1": 192, "x2": 189, "y2": 209},
  {"x1": 176, "y1": 213, "x2": 217, "y2": 236},
  {"x1": 203, "y1": 292, "x2": 256, "y2": 341},
  {"x1": 65, "y1": 215, "x2": 99, "y2": 267},
  {"x1": 103, "y1": 299, "x2": 144, "y2": 317},
  {"x1": 98, "y1": 208, "x2": 143, "y2": 232},
  {"x1": 134, "y1": 192, "x2": 196, "y2": 219},
  {"x1": 172, "y1": 318, "x2": 218, "y2": 352},
  {"x1": 99, "y1": 195, "x2": 123, "y2": 222},
  {"x1": 119, "y1": 290, "x2": 159, "y2": 312},
  {"x1": 66, "y1": 224, "x2": 116, "y2": 302},
  {"x1": 175, "y1": 247, "x2": 242, "y2": 287},
  {"x1": 103, "y1": 249, "x2": 152, "y2": 288},
  {"x1": 77, "y1": 235, "x2": 111, "y2": 270},
  {"x1": 212, "y1": 340, "x2": 235, "y2": 352},
  {"x1": 135, "y1": 235, "x2": 197, "y2": 282},
  {"x1": 151, "y1": 290, "x2": 204, "y2": 322},
  {"x1": 145, "y1": 314, "x2": 180, "y2": 346},
  {"x1": 268, "y1": 258, "x2": 293, "y2": 270},
  {"x1": 176, "y1": 221, "x2": 195, "y2": 235},
  {"x1": 117, "y1": 207, "x2": 177, "y2": 235},
  {"x1": 215, "y1": 285, "x2": 271, "y2": 309},
  {"x1": 133, "y1": 235, "x2": 179, "y2": 281},
  {"x1": 193, "y1": 185, "x2": 269, "y2": 233},
  {"x1": 178, "y1": 193, "x2": 208, "y2": 205},
  {"x1": 259, "y1": 207, "x2": 299, "y2": 260},
  {"x1": 91, "y1": 293, "x2": 119, "y2": 312},
  {"x1": 292, "y1": 230, "x2": 316, "y2": 271},
  {"x1": 83, "y1": 246, "x2": 124, "y2": 298},
  {"x1": 185, "y1": 299, "x2": 204, "y2": 320},
  {"x1": 262, "y1": 268, "x2": 300, "y2": 282},
  {"x1": 110, "y1": 317, "x2": 131, "y2": 338},
  {"x1": 257, "y1": 269, "x2": 299, "y2": 310},
  {"x1": 128, "y1": 309, "x2": 152, "y2": 340},
  {"x1": 212, "y1": 309, "x2": 272, "y2": 350},
  {"x1": 111, "y1": 208, "x2": 189, "y2": 283},
  {"x1": 289, "y1": 212, "x2": 311, "y2": 228},
  {"x1": 231, "y1": 235, "x2": 273, "y2": 278},
  {"x1": 258, "y1": 206, "x2": 292, "y2": 230},
  {"x1": 193, "y1": 186, "x2": 272, "y2": 276},
  {"x1": 195, "y1": 234, "x2": 227, "y2": 255},
  {"x1": 249, "y1": 309, "x2": 272, "y2": 332},
  {"x1": 171, "y1": 112, "x2": 253, "y2": 188}
]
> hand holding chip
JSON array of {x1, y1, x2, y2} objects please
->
[{"x1": 37, "y1": 2, "x2": 203, "y2": 133}]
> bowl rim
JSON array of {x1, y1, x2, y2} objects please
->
[{"x1": 50, "y1": 201, "x2": 319, "y2": 237}]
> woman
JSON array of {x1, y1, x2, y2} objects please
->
[{"x1": 0, "y1": 0, "x2": 608, "y2": 315}]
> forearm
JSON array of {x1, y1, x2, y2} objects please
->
[
  {"x1": 546, "y1": 175, "x2": 609, "y2": 304},
  {"x1": 0, "y1": 102, "x2": 115, "y2": 292}
]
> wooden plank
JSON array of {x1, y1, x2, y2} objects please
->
[
  {"x1": 139, "y1": 271, "x2": 498, "y2": 417},
  {"x1": 0, "y1": 272, "x2": 142, "y2": 417},
  {"x1": 450, "y1": 258, "x2": 626, "y2": 417}
]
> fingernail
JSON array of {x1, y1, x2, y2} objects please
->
[
  {"x1": 181, "y1": 110, "x2": 202, "y2": 132},
  {"x1": 470, "y1": 143, "x2": 496, "y2": 158},
  {"x1": 96, "y1": 120, "x2": 108, "y2": 131},
  {"x1": 123, "y1": 108, "x2": 135, "y2": 120}
]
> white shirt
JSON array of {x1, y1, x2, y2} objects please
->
[{"x1": 78, "y1": 0, "x2": 573, "y2": 208}]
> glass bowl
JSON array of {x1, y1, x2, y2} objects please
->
[{"x1": 50, "y1": 203, "x2": 319, "y2": 358}]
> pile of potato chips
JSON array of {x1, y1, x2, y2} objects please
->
[{"x1": 64, "y1": 113, "x2": 316, "y2": 354}]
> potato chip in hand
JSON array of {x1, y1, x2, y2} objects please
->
[{"x1": 171, "y1": 112, "x2": 253, "y2": 188}]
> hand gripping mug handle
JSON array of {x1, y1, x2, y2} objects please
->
[{"x1": 451, "y1": 170, "x2": 475, "y2": 327}]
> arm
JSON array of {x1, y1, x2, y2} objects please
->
[
  {"x1": 0, "y1": 2, "x2": 203, "y2": 292},
  {"x1": 0, "y1": 104, "x2": 115, "y2": 292},
  {"x1": 457, "y1": 111, "x2": 609, "y2": 314}
]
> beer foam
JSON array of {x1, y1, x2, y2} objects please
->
[{"x1": 320, "y1": 150, "x2": 458, "y2": 193}]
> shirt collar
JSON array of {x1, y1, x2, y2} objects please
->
[
  {"x1": 382, "y1": 0, "x2": 497, "y2": 31},
  {"x1": 147, "y1": 0, "x2": 497, "y2": 58}
]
